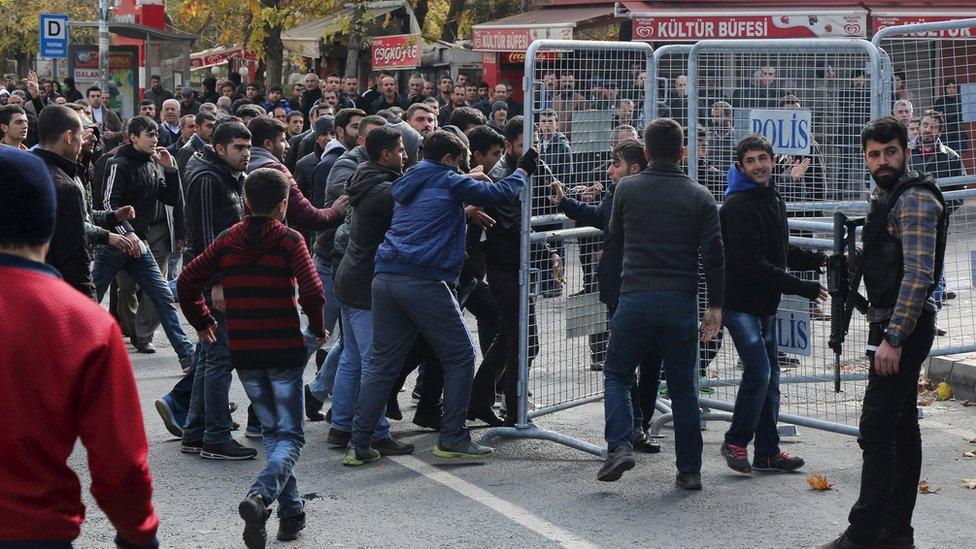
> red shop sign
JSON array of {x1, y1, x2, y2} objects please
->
[
  {"x1": 872, "y1": 16, "x2": 976, "y2": 38},
  {"x1": 632, "y1": 14, "x2": 866, "y2": 41},
  {"x1": 473, "y1": 28, "x2": 533, "y2": 52},
  {"x1": 371, "y1": 34, "x2": 421, "y2": 70}
]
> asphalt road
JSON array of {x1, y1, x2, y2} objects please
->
[{"x1": 69, "y1": 337, "x2": 976, "y2": 549}]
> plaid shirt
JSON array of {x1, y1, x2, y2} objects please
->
[{"x1": 865, "y1": 183, "x2": 943, "y2": 340}]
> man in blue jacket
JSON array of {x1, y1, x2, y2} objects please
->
[{"x1": 343, "y1": 130, "x2": 536, "y2": 465}]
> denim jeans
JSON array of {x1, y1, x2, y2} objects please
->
[
  {"x1": 182, "y1": 310, "x2": 234, "y2": 445},
  {"x1": 91, "y1": 244, "x2": 193, "y2": 358},
  {"x1": 723, "y1": 310, "x2": 782, "y2": 457},
  {"x1": 238, "y1": 366, "x2": 305, "y2": 519},
  {"x1": 314, "y1": 255, "x2": 341, "y2": 337},
  {"x1": 331, "y1": 303, "x2": 390, "y2": 437},
  {"x1": 846, "y1": 311, "x2": 935, "y2": 545},
  {"x1": 603, "y1": 290, "x2": 701, "y2": 473},
  {"x1": 168, "y1": 343, "x2": 205, "y2": 414},
  {"x1": 352, "y1": 273, "x2": 475, "y2": 449},
  {"x1": 308, "y1": 329, "x2": 343, "y2": 403}
]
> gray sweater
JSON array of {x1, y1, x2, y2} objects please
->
[{"x1": 610, "y1": 162, "x2": 725, "y2": 306}]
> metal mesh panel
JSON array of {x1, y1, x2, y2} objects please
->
[
  {"x1": 875, "y1": 19, "x2": 976, "y2": 355},
  {"x1": 523, "y1": 42, "x2": 653, "y2": 417},
  {"x1": 651, "y1": 45, "x2": 693, "y2": 129}
]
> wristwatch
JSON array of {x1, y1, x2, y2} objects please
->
[{"x1": 884, "y1": 332, "x2": 903, "y2": 348}]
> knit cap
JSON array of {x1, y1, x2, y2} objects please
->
[{"x1": 0, "y1": 147, "x2": 56, "y2": 245}]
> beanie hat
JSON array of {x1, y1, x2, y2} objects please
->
[
  {"x1": 392, "y1": 121, "x2": 422, "y2": 160},
  {"x1": 491, "y1": 101, "x2": 507, "y2": 114},
  {"x1": 314, "y1": 115, "x2": 335, "y2": 136},
  {"x1": 441, "y1": 125, "x2": 469, "y2": 148},
  {"x1": 0, "y1": 148, "x2": 56, "y2": 246}
]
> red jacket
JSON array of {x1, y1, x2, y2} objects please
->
[
  {"x1": 0, "y1": 253, "x2": 158, "y2": 545},
  {"x1": 178, "y1": 216, "x2": 325, "y2": 370}
]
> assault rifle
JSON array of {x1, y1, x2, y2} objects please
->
[{"x1": 827, "y1": 212, "x2": 868, "y2": 393}]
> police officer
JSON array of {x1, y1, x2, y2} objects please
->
[{"x1": 823, "y1": 116, "x2": 947, "y2": 549}]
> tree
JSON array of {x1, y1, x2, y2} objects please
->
[
  {"x1": 0, "y1": 1, "x2": 97, "y2": 71},
  {"x1": 439, "y1": 0, "x2": 466, "y2": 43},
  {"x1": 343, "y1": 0, "x2": 369, "y2": 81}
]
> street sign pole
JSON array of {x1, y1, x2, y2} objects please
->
[
  {"x1": 39, "y1": 13, "x2": 70, "y2": 67},
  {"x1": 99, "y1": 0, "x2": 109, "y2": 89}
]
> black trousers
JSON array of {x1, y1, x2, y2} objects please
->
[
  {"x1": 846, "y1": 310, "x2": 935, "y2": 544},
  {"x1": 486, "y1": 266, "x2": 538, "y2": 418}
]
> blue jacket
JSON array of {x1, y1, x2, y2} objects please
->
[
  {"x1": 558, "y1": 186, "x2": 620, "y2": 306},
  {"x1": 375, "y1": 160, "x2": 526, "y2": 283}
]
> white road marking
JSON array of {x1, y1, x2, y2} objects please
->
[{"x1": 389, "y1": 455, "x2": 599, "y2": 549}]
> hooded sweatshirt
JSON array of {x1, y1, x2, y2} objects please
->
[
  {"x1": 720, "y1": 163, "x2": 826, "y2": 316},
  {"x1": 177, "y1": 216, "x2": 325, "y2": 370},
  {"x1": 246, "y1": 146, "x2": 344, "y2": 232},
  {"x1": 333, "y1": 161, "x2": 400, "y2": 309},
  {"x1": 374, "y1": 159, "x2": 526, "y2": 283}
]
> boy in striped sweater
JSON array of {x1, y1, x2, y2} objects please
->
[{"x1": 177, "y1": 168, "x2": 326, "y2": 548}]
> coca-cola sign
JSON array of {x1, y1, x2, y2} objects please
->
[{"x1": 371, "y1": 34, "x2": 421, "y2": 70}]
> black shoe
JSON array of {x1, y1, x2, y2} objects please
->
[
  {"x1": 239, "y1": 491, "x2": 271, "y2": 549},
  {"x1": 777, "y1": 352, "x2": 800, "y2": 367},
  {"x1": 200, "y1": 439, "x2": 258, "y2": 460},
  {"x1": 946, "y1": 290, "x2": 957, "y2": 300},
  {"x1": 818, "y1": 533, "x2": 873, "y2": 548},
  {"x1": 675, "y1": 471, "x2": 703, "y2": 490},
  {"x1": 135, "y1": 338, "x2": 156, "y2": 354},
  {"x1": 413, "y1": 412, "x2": 442, "y2": 431},
  {"x1": 315, "y1": 348, "x2": 327, "y2": 371},
  {"x1": 179, "y1": 439, "x2": 203, "y2": 454},
  {"x1": 372, "y1": 436, "x2": 415, "y2": 456},
  {"x1": 326, "y1": 427, "x2": 351, "y2": 447},
  {"x1": 936, "y1": 325, "x2": 948, "y2": 336},
  {"x1": 324, "y1": 407, "x2": 332, "y2": 423},
  {"x1": 589, "y1": 361, "x2": 604, "y2": 372},
  {"x1": 597, "y1": 445, "x2": 635, "y2": 482},
  {"x1": 386, "y1": 394, "x2": 403, "y2": 421},
  {"x1": 753, "y1": 451, "x2": 804, "y2": 472},
  {"x1": 720, "y1": 442, "x2": 752, "y2": 474},
  {"x1": 467, "y1": 408, "x2": 504, "y2": 427},
  {"x1": 304, "y1": 385, "x2": 325, "y2": 422},
  {"x1": 276, "y1": 512, "x2": 306, "y2": 542},
  {"x1": 633, "y1": 430, "x2": 661, "y2": 454},
  {"x1": 876, "y1": 529, "x2": 916, "y2": 549},
  {"x1": 179, "y1": 353, "x2": 193, "y2": 373}
]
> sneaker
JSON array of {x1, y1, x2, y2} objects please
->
[
  {"x1": 135, "y1": 338, "x2": 156, "y2": 354},
  {"x1": 342, "y1": 446, "x2": 381, "y2": 466},
  {"x1": 326, "y1": 427, "x2": 351, "y2": 447},
  {"x1": 699, "y1": 378, "x2": 715, "y2": 396},
  {"x1": 777, "y1": 353, "x2": 800, "y2": 367},
  {"x1": 432, "y1": 440, "x2": 494, "y2": 460},
  {"x1": 752, "y1": 451, "x2": 804, "y2": 472},
  {"x1": 936, "y1": 325, "x2": 948, "y2": 336},
  {"x1": 155, "y1": 395, "x2": 185, "y2": 438},
  {"x1": 877, "y1": 528, "x2": 916, "y2": 549},
  {"x1": 372, "y1": 436, "x2": 415, "y2": 456},
  {"x1": 597, "y1": 445, "x2": 635, "y2": 482},
  {"x1": 201, "y1": 439, "x2": 258, "y2": 460},
  {"x1": 180, "y1": 439, "x2": 203, "y2": 454},
  {"x1": 178, "y1": 353, "x2": 194, "y2": 373},
  {"x1": 946, "y1": 290, "x2": 957, "y2": 300},
  {"x1": 818, "y1": 533, "x2": 873, "y2": 548},
  {"x1": 276, "y1": 511, "x2": 306, "y2": 542},
  {"x1": 632, "y1": 430, "x2": 661, "y2": 454},
  {"x1": 720, "y1": 442, "x2": 752, "y2": 474},
  {"x1": 675, "y1": 471, "x2": 703, "y2": 490},
  {"x1": 590, "y1": 361, "x2": 604, "y2": 372},
  {"x1": 304, "y1": 385, "x2": 325, "y2": 422},
  {"x1": 239, "y1": 491, "x2": 271, "y2": 549},
  {"x1": 245, "y1": 425, "x2": 263, "y2": 439}
]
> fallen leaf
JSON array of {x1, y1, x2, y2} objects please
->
[
  {"x1": 962, "y1": 479, "x2": 976, "y2": 490},
  {"x1": 918, "y1": 398, "x2": 934, "y2": 406},
  {"x1": 936, "y1": 381, "x2": 953, "y2": 401},
  {"x1": 709, "y1": 370, "x2": 719, "y2": 380},
  {"x1": 807, "y1": 473, "x2": 833, "y2": 491},
  {"x1": 963, "y1": 400, "x2": 973, "y2": 407},
  {"x1": 963, "y1": 451, "x2": 976, "y2": 459},
  {"x1": 918, "y1": 479, "x2": 942, "y2": 494},
  {"x1": 840, "y1": 363, "x2": 860, "y2": 373}
]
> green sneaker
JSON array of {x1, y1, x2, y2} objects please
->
[
  {"x1": 432, "y1": 441, "x2": 494, "y2": 459},
  {"x1": 699, "y1": 377, "x2": 715, "y2": 395},
  {"x1": 342, "y1": 446, "x2": 381, "y2": 466}
]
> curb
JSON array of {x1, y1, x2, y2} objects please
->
[{"x1": 926, "y1": 354, "x2": 976, "y2": 401}]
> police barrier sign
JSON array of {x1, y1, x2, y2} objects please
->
[
  {"x1": 39, "y1": 14, "x2": 69, "y2": 59},
  {"x1": 749, "y1": 109, "x2": 812, "y2": 156},
  {"x1": 776, "y1": 295, "x2": 812, "y2": 356}
]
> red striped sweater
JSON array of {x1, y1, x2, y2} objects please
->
[{"x1": 177, "y1": 216, "x2": 325, "y2": 370}]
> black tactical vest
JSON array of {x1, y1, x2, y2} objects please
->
[{"x1": 862, "y1": 172, "x2": 948, "y2": 310}]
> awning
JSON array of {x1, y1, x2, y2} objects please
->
[
  {"x1": 190, "y1": 46, "x2": 258, "y2": 70},
  {"x1": 69, "y1": 21, "x2": 198, "y2": 43},
  {"x1": 472, "y1": 6, "x2": 618, "y2": 52},
  {"x1": 282, "y1": 4, "x2": 400, "y2": 58},
  {"x1": 870, "y1": 10, "x2": 976, "y2": 37},
  {"x1": 615, "y1": 2, "x2": 868, "y2": 41}
]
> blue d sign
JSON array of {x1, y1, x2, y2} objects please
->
[{"x1": 39, "y1": 14, "x2": 70, "y2": 59}]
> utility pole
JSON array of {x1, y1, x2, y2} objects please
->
[{"x1": 99, "y1": 0, "x2": 110, "y2": 89}]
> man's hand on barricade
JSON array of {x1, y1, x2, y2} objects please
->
[
  {"x1": 581, "y1": 183, "x2": 603, "y2": 202},
  {"x1": 701, "y1": 307, "x2": 722, "y2": 342},
  {"x1": 552, "y1": 253, "x2": 565, "y2": 286},
  {"x1": 874, "y1": 340, "x2": 901, "y2": 376},
  {"x1": 517, "y1": 148, "x2": 539, "y2": 176},
  {"x1": 549, "y1": 181, "x2": 565, "y2": 205}
]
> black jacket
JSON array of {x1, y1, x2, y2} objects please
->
[
  {"x1": 184, "y1": 146, "x2": 245, "y2": 256},
  {"x1": 333, "y1": 162, "x2": 399, "y2": 309},
  {"x1": 557, "y1": 187, "x2": 621, "y2": 306},
  {"x1": 720, "y1": 180, "x2": 825, "y2": 317},
  {"x1": 104, "y1": 144, "x2": 183, "y2": 240},
  {"x1": 368, "y1": 93, "x2": 411, "y2": 115},
  {"x1": 35, "y1": 148, "x2": 124, "y2": 298}
]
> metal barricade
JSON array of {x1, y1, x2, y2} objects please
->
[
  {"x1": 650, "y1": 44, "x2": 693, "y2": 128},
  {"x1": 480, "y1": 39, "x2": 654, "y2": 457},
  {"x1": 873, "y1": 18, "x2": 976, "y2": 356}
]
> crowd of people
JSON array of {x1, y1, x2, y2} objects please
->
[{"x1": 0, "y1": 62, "x2": 953, "y2": 549}]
